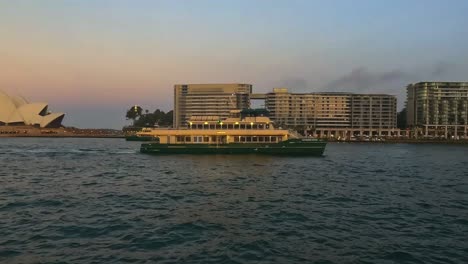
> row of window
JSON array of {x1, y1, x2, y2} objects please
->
[
  {"x1": 234, "y1": 136, "x2": 281, "y2": 143},
  {"x1": 175, "y1": 135, "x2": 282, "y2": 143},
  {"x1": 176, "y1": 136, "x2": 210, "y2": 143},
  {"x1": 189, "y1": 124, "x2": 270, "y2": 130}
]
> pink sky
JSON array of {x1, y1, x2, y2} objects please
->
[{"x1": 1, "y1": 1, "x2": 467, "y2": 128}]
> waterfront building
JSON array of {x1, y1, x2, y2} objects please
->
[
  {"x1": 406, "y1": 82, "x2": 468, "y2": 138},
  {"x1": 173, "y1": 83, "x2": 252, "y2": 128},
  {"x1": 265, "y1": 88, "x2": 398, "y2": 138},
  {"x1": 0, "y1": 90, "x2": 64, "y2": 128},
  {"x1": 350, "y1": 94, "x2": 397, "y2": 130}
]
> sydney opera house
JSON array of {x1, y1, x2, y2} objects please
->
[{"x1": 0, "y1": 90, "x2": 64, "y2": 128}]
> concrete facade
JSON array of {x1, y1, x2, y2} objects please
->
[
  {"x1": 265, "y1": 88, "x2": 397, "y2": 138},
  {"x1": 172, "y1": 85, "x2": 398, "y2": 138},
  {"x1": 173, "y1": 84, "x2": 252, "y2": 128},
  {"x1": 406, "y1": 82, "x2": 468, "y2": 138}
]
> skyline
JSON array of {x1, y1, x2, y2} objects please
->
[{"x1": 1, "y1": 0, "x2": 468, "y2": 128}]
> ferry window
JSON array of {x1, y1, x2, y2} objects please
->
[
  {"x1": 266, "y1": 124, "x2": 270, "y2": 129},
  {"x1": 258, "y1": 136, "x2": 264, "y2": 142},
  {"x1": 253, "y1": 125, "x2": 258, "y2": 129},
  {"x1": 197, "y1": 124, "x2": 203, "y2": 129},
  {"x1": 253, "y1": 137, "x2": 258, "y2": 142},
  {"x1": 240, "y1": 136, "x2": 245, "y2": 142},
  {"x1": 259, "y1": 124, "x2": 264, "y2": 129},
  {"x1": 204, "y1": 136, "x2": 209, "y2": 142},
  {"x1": 246, "y1": 137, "x2": 252, "y2": 142},
  {"x1": 271, "y1": 137, "x2": 277, "y2": 142},
  {"x1": 240, "y1": 124, "x2": 246, "y2": 129},
  {"x1": 211, "y1": 136, "x2": 217, "y2": 142},
  {"x1": 209, "y1": 125, "x2": 215, "y2": 129},
  {"x1": 234, "y1": 136, "x2": 239, "y2": 142},
  {"x1": 228, "y1": 124, "x2": 233, "y2": 129},
  {"x1": 185, "y1": 136, "x2": 191, "y2": 142}
]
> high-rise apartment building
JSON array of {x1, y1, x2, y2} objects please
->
[
  {"x1": 265, "y1": 89, "x2": 351, "y2": 128},
  {"x1": 265, "y1": 88, "x2": 397, "y2": 137},
  {"x1": 406, "y1": 82, "x2": 468, "y2": 138},
  {"x1": 350, "y1": 94, "x2": 397, "y2": 129},
  {"x1": 173, "y1": 83, "x2": 252, "y2": 128}
]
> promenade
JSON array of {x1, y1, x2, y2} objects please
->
[{"x1": 0, "y1": 126, "x2": 124, "y2": 138}]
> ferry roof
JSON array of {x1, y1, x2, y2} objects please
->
[{"x1": 188, "y1": 116, "x2": 273, "y2": 124}]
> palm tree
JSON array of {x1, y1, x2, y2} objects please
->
[{"x1": 126, "y1": 105, "x2": 143, "y2": 125}]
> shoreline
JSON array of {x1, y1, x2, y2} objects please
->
[
  {"x1": 0, "y1": 126, "x2": 124, "y2": 139},
  {"x1": 0, "y1": 135, "x2": 125, "y2": 139},
  {"x1": 327, "y1": 140, "x2": 468, "y2": 144},
  {"x1": 1, "y1": 135, "x2": 467, "y2": 144}
]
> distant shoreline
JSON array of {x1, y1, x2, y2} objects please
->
[
  {"x1": 328, "y1": 140, "x2": 468, "y2": 144},
  {"x1": 0, "y1": 135, "x2": 125, "y2": 139},
  {"x1": 0, "y1": 126, "x2": 124, "y2": 139},
  {"x1": 1, "y1": 134, "x2": 467, "y2": 144}
]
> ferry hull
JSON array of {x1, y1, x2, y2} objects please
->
[
  {"x1": 126, "y1": 135, "x2": 156, "y2": 141},
  {"x1": 140, "y1": 140, "x2": 326, "y2": 156}
]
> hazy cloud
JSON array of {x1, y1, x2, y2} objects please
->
[
  {"x1": 430, "y1": 61, "x2": 454, "y2": 76},
  {"x1": 276, "y1": 78, "x2": 309, "y2": 91},
  {"x1": 324, "y1": 67, "x2": 413, "y2": 93},
  {"x1": 323, "y1": 62, "x2": 456, "y2": 94}
]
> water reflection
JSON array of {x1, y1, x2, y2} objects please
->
[{"x1": 0, "y1": 139, "x2": 467, "y2": 263}]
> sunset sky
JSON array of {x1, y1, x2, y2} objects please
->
[{"x1": 1, "y1": 0, "x2": 468, "y2": 128}]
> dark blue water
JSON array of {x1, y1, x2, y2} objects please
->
[{"x1": 0, "y1": 138, "x2": 467, "y2": 263}]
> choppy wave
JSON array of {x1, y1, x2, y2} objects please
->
[
  {"x1": 1, "y1": 148, "x2": 137, "y2": 155},
  {"x1": 0, "y1": 138, "x2": 467, "y2": 263}
]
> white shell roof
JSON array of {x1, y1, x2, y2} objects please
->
[
  {"x1": 0, "y1": 90, "x2": 65, "y2": 128},
  {"x1": 10, "y1": 95, "x2": 28, "y2": 107},
  {"x1": 0, "y1": 91, "x2": 18, "y2": 121}
]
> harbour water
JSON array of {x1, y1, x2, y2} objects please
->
[{"x1": 0, "y1": 138, "x2": 467, "y2": 263}]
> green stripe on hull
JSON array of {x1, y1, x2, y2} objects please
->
[
  {"x1": 126, "y1": 135, "x2": 156, "y2": 141},
  {"x1": 140, "y1": 141, "x2": 326, "y2": 156}
]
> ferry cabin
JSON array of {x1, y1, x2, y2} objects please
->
[{"x1": 138, "y1": 116, "x2": 290, "y2": 145}]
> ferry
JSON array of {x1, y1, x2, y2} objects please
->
[{"x1": 137, "y1": 110, "x2": 326, "y2": 156}]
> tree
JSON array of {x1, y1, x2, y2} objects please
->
[
  {"x1": 127, "y1": 108, "x2": 173, "y2": 128},
  {"x1": 397, "y1": 107, "x2": 407, "y2": 129},
  {"x1": 160, "y1": 110, "x2": 173, "y2": 126},
  {"x1": 126, "y1": 105, "x2": 143, "y2": 125}
]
